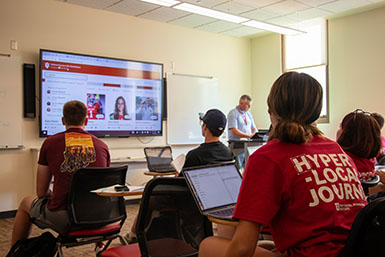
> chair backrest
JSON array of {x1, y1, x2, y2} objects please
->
[
  {"x1": 67, "y1": 165, "x2": 128, "y2": 231},
  {"x1": 144, "y1": 146, "x2": 173, "y2": 171},
  {"x1": 136, "y1": 177, "x2": 213, "y2": 257},
  {"x1": 340, "y1": 196, "x2": 385, "y2": 257}
]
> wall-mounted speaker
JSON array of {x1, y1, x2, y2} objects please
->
[{"x1": 23, "y1": 63, "x2": 36, "y2": 118}]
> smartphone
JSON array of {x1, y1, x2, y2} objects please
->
[{"x1": 114, "y1": 185, "x2": 129, "y2": 192}]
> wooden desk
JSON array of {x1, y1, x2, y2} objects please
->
[
  {"x1": 95, "y1": 190, "x2": 143, "y2": 197},
  {"x1": 208, "y1": 215, "x2": 239, "y2": 226},
  {"x1": 144, "y1": 171, "x2": 177, "y2": 177}
]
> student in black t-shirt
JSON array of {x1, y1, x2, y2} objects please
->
[{"x1": 183, "y1": 109, "x2": 234, "y2": 168}]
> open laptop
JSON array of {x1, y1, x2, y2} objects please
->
[
  {"x1": 183, "y1": 162, "x2": 242, "y2": 220},
  {"x1": 144, "y1": 146, "x2": 175, "y2": 173}
]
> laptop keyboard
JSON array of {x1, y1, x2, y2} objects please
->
[{"x1": 210, "y1": 207, "x2": 234, "y2": 217}]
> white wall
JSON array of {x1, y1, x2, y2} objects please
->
[{"x1": 0, "y1": 0, "x2": 252, "y2": 211}]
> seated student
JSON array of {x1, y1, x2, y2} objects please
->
[
  {"x1": 126, "y1": 109, "x2": 234, "y2": 242},
  {"x1": 11, "y1": 100, "x2": 110, "y2": 247},
  {"x1": 336, "y1": 109, "x2": 382, "y2": 181},
  {"x1": 198, "y1": 72, "x2": 367, "y2": 257},
  {"x1": 183, "y1": 109, "x2": 234, "y2": 168},
  {"x1": 371, "y1": 112, "x2": 385, "y2": 158}
]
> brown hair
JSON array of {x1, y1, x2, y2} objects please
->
[
  {"x1": 371, "y1": 113, "x2": 384, "y2": 129},
  {"x1": 267, "y1": 72, "x2": 323, "y2": 144},
  {"x1": 63, "y1": 100, "x2": 87, "y2": 126},
  {"x1": 337, "y1": 110, "x2": 381, "y2": 158},
  {"x1": 239, "y1": 95, "x2": 252, "y2": 102}
]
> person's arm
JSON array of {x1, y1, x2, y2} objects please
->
[
  {"x1": 36, "y1": 164, "x2": 52, "y2": 198},
  {"x1": 225, "y1": 220, "x2": 260, "y2": 257},
  {"x1": 231, "y1": 127, "x2": 253, "y2": 138}
]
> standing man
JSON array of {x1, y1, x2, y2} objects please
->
[
  {"x1": 227, "y1": 95, "x2": 257, "y2": 169},
  {"x1": 11, "y1": 100, "x2": 110, "y2": 246}
]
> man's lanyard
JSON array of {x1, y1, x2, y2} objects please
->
[{"x1": 236, "y1": 106, "x2": 247, "y2": 125}]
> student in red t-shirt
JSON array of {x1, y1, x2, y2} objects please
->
[
  {"x1": 336, "y1": 109, "x2": 382, "y2": 181},
  {"x1": 198, "y1": 72, "x2": 367, "y2": 257},
  {"x1": 11, "y1": 101, "x2": 110, "y2": 247}
]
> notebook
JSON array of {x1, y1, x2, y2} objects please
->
[{"x1": 183, "y1": 162, "x2": 242, "y2": 220}]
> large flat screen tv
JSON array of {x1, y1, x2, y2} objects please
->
[{"x1": 39, "y1": 49, "x2": 164, "y2": 137}]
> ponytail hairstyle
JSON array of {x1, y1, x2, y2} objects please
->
[
  {"x1": 267, "y1": 72, "x2": 323, "y2": 144},
  {"x1": 337, "y1": 110, "x2": 381, "y2": 158}
]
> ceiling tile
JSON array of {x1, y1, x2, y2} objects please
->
[
  {"x1": 233, "y1": 0, "x2": 284, "y2": 9},
  {"x1": 221, "y1": 26, "x2": 264, "y2": 37},
  {"x1": 261, "y1": 0, "x2": 312, "y2": 16},
  {"x1": 286, "y1": 7, "x2": 333, "y2": 20},
  {"x1": 66, "y1": 0, "x2": 120, "y2": 9},
  {"x1": 168, "y1": 13, "x2": 216, "y2": 27},
  {"x1": 196, "y1": 20, "x2": 242, "y2": 33},
  {"x1": 318, "y1": 0, "x2": 372, "y2": 13},
  {"x1": 105, "y1": 0, "x2": 158, "y2": 16},
  {"x1": 266, "y1": 15, "x2": 300, "y2": 26},
  {"x1": 214, "y1": 1, "x2": 256, "y2": 14},
  {"x1": 139, "y1": 6, "x2": 189, "y2": 22},
  {"x1": 295, "y1": 0, "x2": 338, "y2": 7},
  {"x1": 241, "y1": 8, "x2": 280, "y2": 21},
  {"x1": 182, "y1": 0, "x2": 230, "y2": 8}
]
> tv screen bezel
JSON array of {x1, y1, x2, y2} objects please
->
[{"x1": 39, "y1": 49, "x2": 164, "y2": 138}]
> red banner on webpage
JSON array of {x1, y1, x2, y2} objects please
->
[{"x1": 42, "y1": 60, "x2": 161, "y2": 80}]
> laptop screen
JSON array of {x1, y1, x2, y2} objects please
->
[{"x1": 183, "y1": 163, "x2": 242, "y2": 211}]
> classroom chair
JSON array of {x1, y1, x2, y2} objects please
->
[
  {"x1": 100, "y1": 177, "x2": 213, "y2": 257},
  {"x1": 43, "y1": 165, "x2": 129, "y2": 257},
  {"x1": 339, "y1": 196, "x2": 385, "y2": 257},
  {"x1": 361, "y1": 174, "x2": 381, "y2": 195},
  {"x1": 144, "y1": 146, "x2": 175, "y2": 173}
]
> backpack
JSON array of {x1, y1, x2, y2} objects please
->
[{"x1": 6, "y1": 231, "x2": 57, "y2": 257}]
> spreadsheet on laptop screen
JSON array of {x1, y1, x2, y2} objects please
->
[{"x1": 184, "y1": 164, "x2": 242, "y2": 211}]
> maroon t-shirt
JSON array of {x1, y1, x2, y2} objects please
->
[{"x1": 38, "y1": 128, "x2": 110, "y2": 211}]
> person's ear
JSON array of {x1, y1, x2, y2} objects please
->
[
  {"x1": 84, "y1": 118, "x2": 88, "y2": 126},
  {"x1": 61, "y1": 117, "x2": 66, "y2": 126}
]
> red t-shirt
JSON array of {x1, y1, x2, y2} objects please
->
[
  {"x1": 87, "y1": 102, "x2": 100, "y2": 119},
  {"x1": 344, "y1": 151, "x2": 376, "y2": 180},
  {"x1": 38, "y1": 128, "x2": 110, "y2": 211},
  {"x1": 233, "y1": 135, "x2": 366, "y2": 257}
]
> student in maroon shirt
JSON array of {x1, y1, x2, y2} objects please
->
[{"x1": 11, "y1": 100, "x2": 110, "y2": 246}]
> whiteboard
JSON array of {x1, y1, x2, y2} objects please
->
[
  {"x1": 0, "y1": 55, "x2": 23, "y2": 149},
  {"x1": 166, "y1": 73, "x2": 219, "y2": 145}
]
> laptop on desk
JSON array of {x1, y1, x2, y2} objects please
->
[{"x1": 183, "y1": 162, "x2": 242, "y2": 221}]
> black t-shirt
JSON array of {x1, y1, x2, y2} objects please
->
[{"x1": 183, "y1": 141, "x2": 234, "y2": 169}]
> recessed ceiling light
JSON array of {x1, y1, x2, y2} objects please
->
[
  {"x1": 139, "y1": 0, "x2": 180, "y2": 7},
  {"x1": 243, "y1": 20, "x2": 305, "y2": 35},
  {"x1": 173, "y1": 3, "x2": 249, "y2": 24}
]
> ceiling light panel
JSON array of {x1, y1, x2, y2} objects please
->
[
  {"x1": 140, "y1": 0, "x2": 180, "y2": 7},
  {"x1": 243, "y1": 20, "x2": 305, "y2": 35},
  {"x1": 173, "y1": 3, "x2": 249, "y2": 23},
  {"x1": 182, "y1": 0, "x2": 230, "y2": 8}
]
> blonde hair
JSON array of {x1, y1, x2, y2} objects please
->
[{"x1": 267, "y1": 72, "x2": 323, "y2": 144}]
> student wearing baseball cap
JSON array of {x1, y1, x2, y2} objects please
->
[{"x1": 183, "y1": 109, "x2": 234, "y2": 168}]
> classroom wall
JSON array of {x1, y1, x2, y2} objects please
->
[
  {"x1": 250, "y1": 5, "x2": 385, "y2": 140},
  {"x1": 0, "y1": 0, "x2": 252, "y2": 211}
]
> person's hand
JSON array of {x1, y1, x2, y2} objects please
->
[{"x1": 375, "y1": 170, "x2": 385, "y2": 184}]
